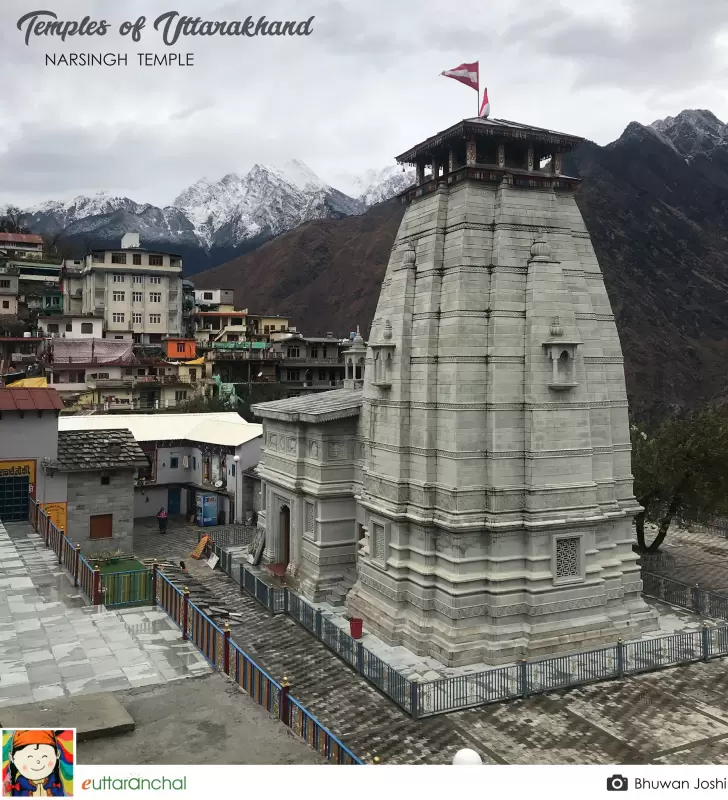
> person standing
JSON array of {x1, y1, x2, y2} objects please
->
[{"x1": 156, "y1": 507, "x2": 168, "y2": 534}]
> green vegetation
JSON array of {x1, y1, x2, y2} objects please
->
[
  {"x1": 96, "y1": 557, "x2": 146, "y2": 573},
  {"x1": 631, "y1": 406, "x2": 728, "y2": 552}
]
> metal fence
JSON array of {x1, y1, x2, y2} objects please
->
[{"x1": 642, "y1": 571, "x2": 728, "y2": 621}]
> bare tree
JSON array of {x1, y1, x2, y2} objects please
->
[{"x1": 0, "y1": 206, "x2": 29, "y2": 234}]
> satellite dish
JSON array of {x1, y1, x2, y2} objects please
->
[{"x1": 214, "y1": 479, "x2": 223, "y2": 488}]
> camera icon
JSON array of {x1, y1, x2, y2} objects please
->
[{"x1": 607, "y1": 774, "x2": 628, "y2": 792}]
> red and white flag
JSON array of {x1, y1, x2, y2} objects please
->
[
  {"x1": 440, "y1": 61, "x2": 479, "y2": 92},
  {"x1": 479, "y1": 87, "x2": 490, "y2": 118}
]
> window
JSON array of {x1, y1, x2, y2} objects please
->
[
  {"x1": 124, "y1": 368, "x2": 133, "y2": 376},
  {"x1": 149, "y1": 255, "x2": 163, "y2": 266},
  {"x1": 318, "y1": 370, "x2": 326, "y2": 381},
  {"x1": 97, "y1": 372, "x2": 110, "y2": 379},
  {"x1": 270, "y1": 325, "x2": 276, "y2": 331},
  {"x1": 287, "y1": 347, "x2": 300, "y2": 357},
  {"x1": 73, "y1": 371, "x2": 84, "y2": 383},
  {"x1": 133, "y1": 313, "x2": 143, "y2": 324},
  {"x1": 92, "y1": 253, "x2": 104, "y2": 263},
  {"x1": 176, "y1": 342, "x2": 185, "y2": 353},
  {"x1": 133, "y1": 274, "x2": 143, "y2": 284},
  {"x1": 0, "y1": 280, "x2": 9, "y2": 288},
  {"x1": 149, "y1": 314, "x2": 161, "y2": 324},
  {"x1": 170, "y1": 457, "x2": 179, "y2": 469},
  {"x1": 112, "y1": 313, "x2": 124, "y2": 323},
  {"x1": 555, "y1": 537, "x2": 581, "y2": 580},
  {"x1": 1, "y1": 301, "x2": 8, "y2": 309},
  {"x1": 175, "y1": 390, "x2": 188, "y2": 402},
  {"x1": 47, "y1": 323, "x2": 59, "y2": 334},
  {"x1": 65, "y1": 323, "x2": 73, "y2": 332},
  {"x1": 132, "y1": 292, "x2": 143, "y2": 302},
  {"x1": 150, "y1": 276, "x2": 162, "y2": 285},
  {"x1": 100, "y1": 475, "x2": 110, "y2": 485},
  {"x1": 286, "y1": 370, "x2": 300, "y2": 381},
  {"x1": 114, "y1": 335, "x2": 123, "y2": 340},
  {"x1": 150, "y1": 292, "x2": 161, "y2": 303},
  {"x1": 112, "y1": 273, "x2": 125, "y2": 282},
  {"x1": 189, "y1": 368, "x2": 196, "y2": 381},
  {"x1": 306, "y1": 502, "x2": 314, "y2": 534},
  {"x1": 132, "y1": 254, "x2": 142, "y2": 265},
  {"x1": 203, "y1": 292, "x2": 213, "y2": 300},
  {"x1": 372, "y1": 523, "x2": 385, "y2": 561},
  {"x1": 170, "y1": 257, "x2": 181, "y2": 268},
  {"x1": 322, "y1": 347, "x2": 328, "y2": 358},
  {"x1": 112, "y1": 291, "x2": 125, "y2": 302},
  {"x1": 111, "y1": 253, "x2": 127, "y2": 264},
  {"x1": 264, "y1": 325, "x2": 270, "y2": 334},
  {"x1": 311, "y1": 347, "x2": 318, "y2": 358},
  {"x1": 81, "y1": 322, "x2": 93, "y2": 333},
  {"x1": 192, "y1": 456, "x2": 197, "y2": 471}
]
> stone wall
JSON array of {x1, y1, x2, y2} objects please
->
[{"x1": 66, "y1": 469, "x2": 135, "y2": 556}]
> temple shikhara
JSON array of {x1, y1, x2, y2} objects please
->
[{"x1": 252, "y1": 115, "x2": 657, "y2": 665}]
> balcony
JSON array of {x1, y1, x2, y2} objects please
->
[
  {"x1": 205, "y1": 349, "x2": 282, "y2": 362},
  {"x1": 280, "y1": 356, "x2": 342, "y2": 365},
  {"x1": 86, "y1": 377, "x2": 135, "y2": 389}
]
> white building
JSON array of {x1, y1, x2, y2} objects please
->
[
  {"x1": 62, "y1": 234, "x2": 184, "y2": 344},
  {"x1": 58, "y1": 412, "x2": 262, "y2": 523},
  {"x1": 251, "y1": 115, "x2": 657, "y2": 667},
  {"x1": 38, "y1": 315, "x2": 104, "y2": 339}
]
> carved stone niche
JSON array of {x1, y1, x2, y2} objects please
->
[
  {"x1": 370, "y1": 320, "x2": 395, "y2": 389},
  {"x1": 543, "y1": 316, "x2": 581, "y2": 391}
]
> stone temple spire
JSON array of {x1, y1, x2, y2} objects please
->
[{"x1": 346, "y1": 115, "x2": 657, "y2": 665}]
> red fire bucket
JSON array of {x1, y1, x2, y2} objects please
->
[{"x1": 349, "y1": 617, "x2": 363, "y2": 639}]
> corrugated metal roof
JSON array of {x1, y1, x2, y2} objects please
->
[
  {"x1": 58, "y1": 412, "x2": 262, "y2": 446},
  {"x1": 0, "y1": 233, "x2": 44, "y2": 244},
  {"x1": 6, "y1": 377, "x2": 48, "y2": 388},
  {"x1": 0, "y1": 387, "x2": 64, "y2": 411}
]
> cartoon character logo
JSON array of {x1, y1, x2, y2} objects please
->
[{"x1": 2, "y1": 730, "x2": 74, "y2": 797}]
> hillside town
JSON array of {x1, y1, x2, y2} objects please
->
[{"x1": 0, "y1": 230, "x2": 360, "y2": 411}]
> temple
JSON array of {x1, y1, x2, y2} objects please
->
[{"x1": 252, "y1": 116, "x2": 657, "y2": 665}]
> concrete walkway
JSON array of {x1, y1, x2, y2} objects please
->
[{"x1": 0, "y1": 521, "x2": 211, "y2": 709}]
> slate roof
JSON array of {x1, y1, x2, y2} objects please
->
[
  {"x1": 54, "y1": 428, "x2": 149, "y2": 472},
  {"x1": 0, "y1": 387, "x2": 64, "y2": 412},
  {"x1": 252, "y1": 389, "x2": 362, "y2": 423}
]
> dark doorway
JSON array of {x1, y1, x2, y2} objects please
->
[
  {"x1": 0, "y1": 476, "x2": 29, "y2": 521},
  {"x1": 90, "y1": 513, "x2": 113, "y2": 540},
  {"x1": 280, "y1": 505, "x2": 291, "y2": 565},
  {"x1": 167, "y1": 487, "x2": 181, "y2": 515}
]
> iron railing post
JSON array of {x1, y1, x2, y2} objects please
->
[
  {"x1": 284, "y1": 587, "x2": 289, "y2": 614},
  {"x1": 356, "y1": 641, "x2": 364, "y2": 674},
  {"x1": 692, "y1": 583, "x2": 702, "y2": 615},
  {"x1": 617, "y1": 638, "x2": 625, "y2": 678},
  {"x1": 315, "y1": 609, "x2": 322, "y2": 639},
  {"x1": 702, "y1": 625, "x2": 711, "y2": 662},
  {"x1": 92, "y1": 565, "x2": 101, "y2": 605},
  {"x1": 223, "y1": 622, "x2": 231, "y2": 675},
  {"x1": 520, "y1": 660, "x2": 529, "y2": 699},
  {"x1": 410, "y1": 679, "x2": 419, "y2": 719},
  {"x1": 57, "y1": 529, "x2": 62, "y2": 564},
  {"x1": 280, "y1": 676, "x2": 291, "y2": 725},
  {"x1": 74, "y1": 545, "x2": 80, "y2": 587},
  {"x1": 151, "y1": 561, "x2": 158, "y2": 606},
  {"x1": 182, "y1": 587, "x2": 190, "y2": 641}
]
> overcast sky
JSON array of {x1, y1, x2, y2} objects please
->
[{"x1": 2, "y1": 0, "x2": 728, "y2": 208}]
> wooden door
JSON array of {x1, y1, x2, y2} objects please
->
[{"x1": 90, "y1": 513, "x2": 113, "y2": 540}]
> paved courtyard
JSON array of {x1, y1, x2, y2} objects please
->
[
  {"x1": 0, "y1": 520, "x2": 211, "y2": 709},
  {"x1": 132, "y1": 517, "x2": 728, "y2": 765}
]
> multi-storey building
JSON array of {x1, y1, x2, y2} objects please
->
[
  {"x1": 0, "y1": 267, "x2": 19, "y2": 316},
  {"x1": 62, "y1": 233, "x2": 184, "y2": 345},
  {"x1": 0, "y1": 232, "x2": 45, "y2": 260},
  {"x1": 270, "y1": 332, "x2": 349, "y2": 395}
]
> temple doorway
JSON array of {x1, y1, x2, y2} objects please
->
[{"x1": 280, "y1": 504, "x2": 291, "y2": 566}]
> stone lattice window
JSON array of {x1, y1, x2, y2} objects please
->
[
  {"x1": 305, "y1": 502, "x2": 314, "y2": 533},
  {"x1": 555, "y1": 537, "x2": 580, "y2": 579},
  {"x1": 372, "y1": 523, "x2": 385, "y2": 560}
]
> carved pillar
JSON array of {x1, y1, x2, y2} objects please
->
[
  {"x1": 550, "y1": 152, "x2": 562, "y2": 175},
  {"x1": 466, "y1": 139, "x2": 476, "y2": 165},
  {"x1": 497, "y1": 144, "x2": 505, "y2": 168},
  {"x1": 416, "y1": 160, "x2": 425, "y2": 185},
  {"x1": 527, "y1": 146, "x2": 534, "y2": 171},
  {"x1": 448, "y1": 147, "x2": 457, "y2": 173},
  {"x1": 431, "y1": 158, "x2": 440, "y2": 181}
]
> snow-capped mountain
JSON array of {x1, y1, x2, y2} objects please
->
[
  {"x1": 13, "y1": 160, "x2": 417, "y2": 273},
  {"x1": 173, "y1": 160, "x2": 363, "y2": 248},
  {"x1": 346, "y1": 165, "x2": 416, "y2": 206},
  {"x1": 650, "y1": 110, "x2": 728, "y2": 159}
]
